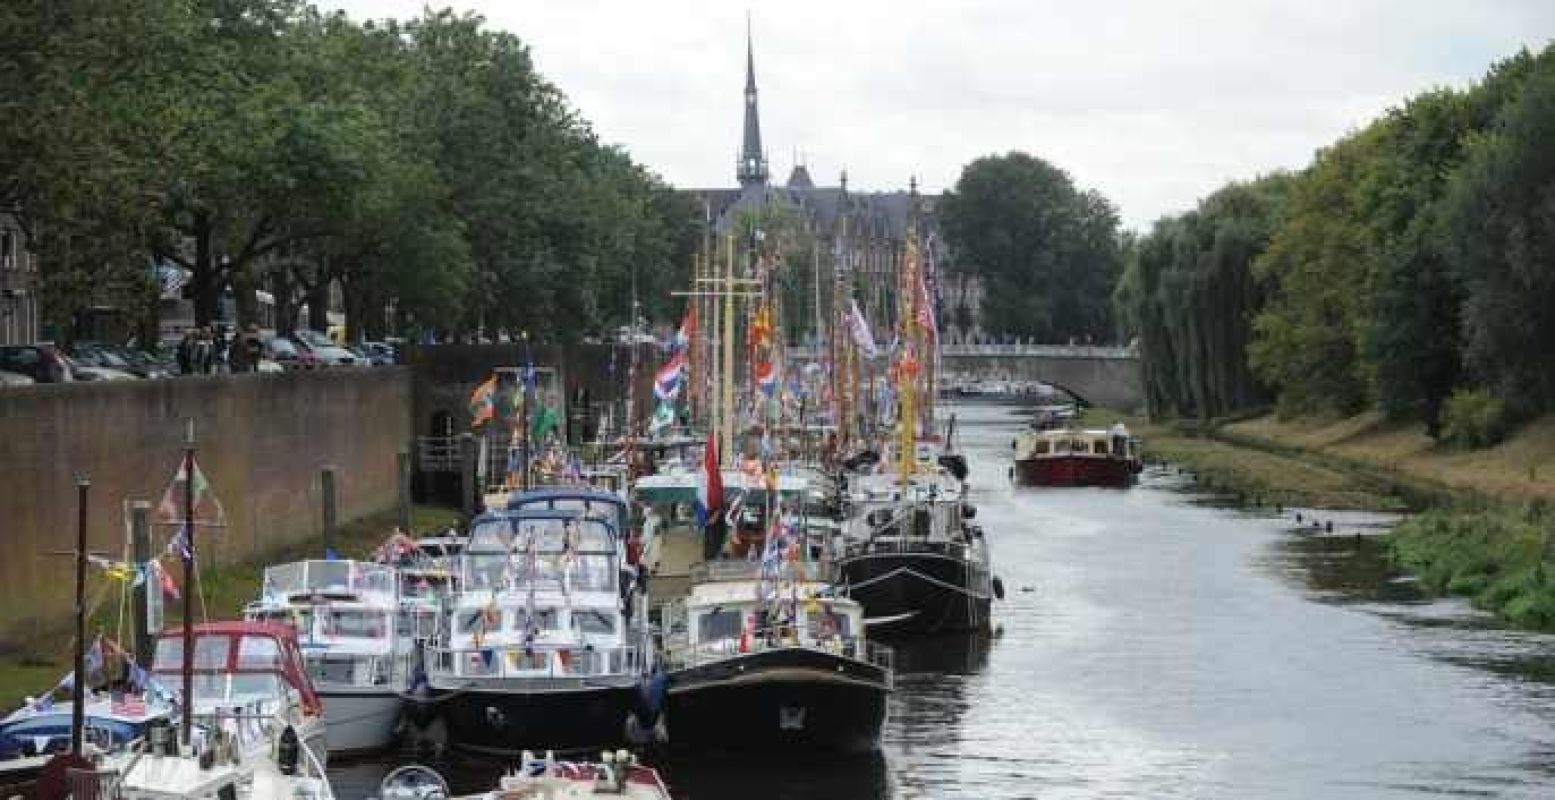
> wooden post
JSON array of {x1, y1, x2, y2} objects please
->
[
  {"x1": 130, "y1": 501, "x2": 154, "y2": 666},
  {"x1": 397, "y1": 449, "x2": 412, "y2": 535},
  {"x1": 71, "y1": 478, "x2": 89, "y2": 757},
  {"x1": 180, "y1": 422, "x2": 195, "y2": 747},
  {"x1": 459, "y1": 432, "x2": 478, "y2": 519},
  {"x1": 321, "y1": 466, "x2": 337, "y2": 555}
]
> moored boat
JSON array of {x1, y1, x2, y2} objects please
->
[
  {"x1": 1013, "y1": 423, "x2": 1142, "y2": 487},
  {"x1": 244, "y1": 559, "x2": 410, "y2": 756},
  {"x1": 660, "y1": 558, "x2": 891, "y2": 754},
  {"x1": 425, "y1": 489, "x2": 654, "y2": 755}
]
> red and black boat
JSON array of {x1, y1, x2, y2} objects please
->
[{"x1": 1013, "y1": 424, "x2": 1143, "y2": 488}]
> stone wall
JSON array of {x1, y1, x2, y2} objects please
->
[{"x1": 0, "y1": 369, "x2": 411, "y2": 650}]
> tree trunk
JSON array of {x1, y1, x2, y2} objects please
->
[
  {"x1": 307, "y1": 277, "x2": 330, "y2": 333},
  {"x1": 272, "y1": 267, "x2": 296, "y2": 334},
  {"x1": 231, "y1": 264, "x2": 259, "y2": 329},
  {"x1": 190, "y1": 215, "x2": 220, "y2": 327}
]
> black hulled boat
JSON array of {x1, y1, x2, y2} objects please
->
[{"x1": 661, "y1": 559, "x2": 891, "y2": 753}]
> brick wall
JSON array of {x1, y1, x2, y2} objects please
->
[{"x1": 0, "y1": 369, "x2": 411, "y2": 650}]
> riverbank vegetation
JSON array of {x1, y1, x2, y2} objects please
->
[
  {"x1": 1111, "y1": 41, "x2": 1555, "y2": 630},
  {"x1": 0, "y1": 505, "x2": 461, "y2": 708},
  {"x1": 0, "y1": 2, "x2": 697, "y2": 343}
]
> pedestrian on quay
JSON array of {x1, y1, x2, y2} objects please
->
[{"x1": 176, "y1": 329, "x2": 196, "y2": 375}]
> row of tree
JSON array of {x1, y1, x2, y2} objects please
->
[
  {"x1": 941, "y1": 152, "x2": 1125, "y2": 344},
  {"x1": 1117, "y1": 44, "x2": 1555, "y2": 440},
  {"x1": 0, "y1": 1, "x2": 697, "y2": 343}
]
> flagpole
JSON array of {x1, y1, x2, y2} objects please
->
[
  {"x1": 71, "y1": 476, "x2": 89, "y2": 757},
  {"x1": 180, "y1": 419, "x2": 195, "y2": 747},
  {"x1": 721, "y1": 233, "x2": 736, "y2": 465}
]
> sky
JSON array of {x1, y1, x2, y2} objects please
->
[{"x1": 325, "y1": 0, "x2": 1554, "y2": 230}]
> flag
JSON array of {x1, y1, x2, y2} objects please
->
[
  {"x1": 751, "y1": 304, "x2": 773, "y2": 349},
  {"x1": 112, "y1": 694, "x2": 146, "y2": 716},
  {"x1": 916, "y1": 272, "x2": 938, "y2": 342},
  {"x1": 673, "y1": 306, "x2": 696, "y2": 353},
  {"x1": 155, "y1": 456, "x2": 226, "y2": 530},
  {"x1": 695, "y1": 438, "x2": 723, "y2": 529},
  {"x1": 166, "y1": 527, "x2": 191, "y2": 560},
  {"x1": 756, "y1": 361, "x2": 778, "y2": 397},
  {"x1": 531, "y1": 403, "x2": 561, "y2": 442},
  {"x1": 84, "y1": 636, "x2": 103, "y2": 680},
  {"x1": 649, "y1": 401, "x2": 676, "y2": 434},
  {"x1": 654, "y1": 351, "x2": 686, "y2": 402},
  {"x1": 846, "y1": 300, "x2": 877, "y2": 357},
  {"x1": 469, "y1": 374, "x2": 497, "y2": 428},
  {"x1": 154, "y1": 560, "x2": 180, "y2": 600}
]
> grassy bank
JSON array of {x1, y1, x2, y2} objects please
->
[
  {"x1": 0, "y1": 504, "x2": 462, "y2": 708},
  {"x1": 1119, "y1": 406, "x2": 1555, "y2": 631},
  {"x1": 1391, "y1": 505, "x2": 1555, "y2": 629},
  {"x1": 1079, "y1": 409, "x2": 1403, "y2": 510}
]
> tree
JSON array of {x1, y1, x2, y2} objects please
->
[
  {"x1": 1443, "y1": 54, "x2": 1555, "y2": 416},
  {"x1": 941, "y1": 152, "x2": 1122, "y2": 343}
]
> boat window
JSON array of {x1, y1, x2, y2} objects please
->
[
  {"x1": 697, "y1": 610, "x2": 744, "y2": 643},
  {"x1": 308, "y1": 561, "x2": 352, "y2": 592},
  {"x1": 236, "y1": 636, "x2": 284, "y2": 669},
  {"x1": 323, "y1": 610, "x2": 389, "y2": 639},
  {"x1": 1034, "y1": 440, "x2": 1051, "y2": 454},
  {"x1": 457, "y1": 609, "x2": 501, "y2": 635},
  {"x1": 571, "y1": 610, "x2": 617, "y2": 636},
  {"x1": 1093, "y1": 440, "x2": 1107, "y2": 455},
  {"x1": 227, "y1": 673, "x2": 284, "y2": 703},
  {"x1": 514, "y1": 608, "x2": 560, "y2": 633},
  {"x1": 154, "y1": 636, "x2": 230, "y2": 671},
  {"x1": 806, "y1": 609, "x2": 851, "y2": 638},
  {"x1": 264, "y1": 563, "x2": 306, "y2": 595}
]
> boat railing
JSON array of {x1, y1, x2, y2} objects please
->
[
  {"x1": 662, "y1": 630, "x2": 893, "y2": 674},
  {"x1": 841, "y1": 535, "x2": 973, "y2": 562},
  {"x1": 428, "y1": 643, "x2": 643, "y2": 680},
  {"x1": 689, "y1": 559, "x2": 836, "y2": 585}
]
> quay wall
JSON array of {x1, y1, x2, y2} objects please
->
[{"x1": 0, "y1": 369, "x2": 411, "y2": 652}]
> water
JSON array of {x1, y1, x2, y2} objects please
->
[{"x1": 332, "y1": 403, "x2": 1555, "y2": 798}]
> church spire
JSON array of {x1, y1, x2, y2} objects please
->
[{"x1": 737, "y1": 15, "x2": 768, "y2": 191}]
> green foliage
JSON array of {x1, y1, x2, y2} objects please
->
[
  {"x1": 1442, "y1": 50, "x2": 1555, "y2": 417},
  {"x1": 1115, "y1": 175, "x2": 1293, "y2": 419},
  {"x1": 1391, "y1": 504, "x2": 1555, "y2": 630},
  {"x1": 0, "y1": 2, "x2": 690, "y2": 342},
  {"x1": 941, "y1": 152, "x2": 1123, "y2": 342},
  {"x1": 1439, "y1": 387, "x2": 1511, "y2": 448}
]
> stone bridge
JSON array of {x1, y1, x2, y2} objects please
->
[{"x1": 791, "y1": 343, "x2": 1143, "y2": 411}]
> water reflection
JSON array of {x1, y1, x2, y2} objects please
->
[{"x1": 663, "y1": 750, "x2": 889, "y2": 800}]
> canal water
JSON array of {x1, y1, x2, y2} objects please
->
[{"x1": 331, "y1": 402, "x2": 1555, "y2": 798}]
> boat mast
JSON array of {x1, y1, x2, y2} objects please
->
[
  {"x1": 721, "y1": 232, "x2": 737, "y2": 464},
  {"x1": 180, "y1": 421, "x2": 195, "y2": 747},
  {"x1": 70, "y1": 477, "x2": 89, "y2": 757},
  {"x1": 897, "y1": 182, "x2": 920, "y2": 484}
]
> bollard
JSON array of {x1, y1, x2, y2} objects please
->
[
  {"x1": 321, "y1": 466, "x2": 337, "y2": 555},
  {"x1": 130, "y1": 501, "x2": 154, "y2": 664},
  {"x1": 397, "y1": 449, "x2": 412, "y2": 535}
]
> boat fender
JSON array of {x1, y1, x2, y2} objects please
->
[
  {"x1": 962, "y1": 504, "x2": 977, "y2": 520},
  {"x1": 992, "y1": 576, "x2": 1005, "y2": 600},
  {"x1": 276, "y1": 725, "x2": 299, "y2": 776}
]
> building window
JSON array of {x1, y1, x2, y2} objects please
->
[{"x1": 0, "y1": 231, "x2": 13, "y2": 270}]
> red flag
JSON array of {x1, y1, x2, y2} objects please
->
[{"x1": 698, "y1": 437, "x2": 723, "y2": 523}]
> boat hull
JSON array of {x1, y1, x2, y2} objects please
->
[
  {"x1": 432, "y1": 681, "x2": 644, "y2": 756},
  {"x1": 838, "y1": 551, "x2": 992, "y2": 635},
  {"x1": 1014, "y1": 455, "x2": 1136, "y2": 488},
  {"x1": 667, "y1": 648, "x2": 888, "y2": 754},
  {"x1": 315, "y1": 685, "x2": 402, "y2": 756}
]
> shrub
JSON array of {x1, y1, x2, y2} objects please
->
[{"x1": 1439, "y1": 387, "x2": 1509, "y2": 448}]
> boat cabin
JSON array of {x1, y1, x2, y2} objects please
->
[{"x1": 151, "y1": 623, "x2": 321, "y2": 722}]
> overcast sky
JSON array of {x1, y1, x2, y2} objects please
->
[{"x1": 326, "y1": 1, "x2": 1553, "y2": 230}]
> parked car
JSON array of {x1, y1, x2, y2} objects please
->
[
  {"x1": 71, "y1": 343, "x2": 172, "y2": 379},
  {"x1": 289, "y1": 330, "x2": 364, "y2": 367},
  {"x1": 62, "y1": 354, "x2": 137, "y2": 381},
  {"x1": 359, "y1": 341, "x2": 398, "y2": 366},
  {"x1": 0, "y1": 370, "x2": 35, "y2": 386},
  {"x1": 0, "y1": 344, "x2": 73, "y2": 383},
  {"x1": 261, "y1": 333, "x2": 312, "y2": 370}
]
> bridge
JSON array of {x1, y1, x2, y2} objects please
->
[{"x1": 790, "y1": 343, "x2": 1143, "y2": 411}]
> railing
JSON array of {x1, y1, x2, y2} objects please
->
[
  {"x1": 429, "y1": 644, "x2": 642, "y2": 680},
  {"x1": 689, "y1": 559, "x2": 837, "y2": 585},
  {"x1": 416, "y1": 435, "x2": 462, "y2": 472},
  {"x1": 662, "y1": 629, "x2": 893, "y2": 675}
]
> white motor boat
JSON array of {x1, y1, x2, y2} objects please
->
[{"x1": 245, "y1": 560, "x2": 411, "y2": 755}]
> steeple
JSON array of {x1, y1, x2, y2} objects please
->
[{"x1": 736, "y1": 16, "x2": 768, "y2": 191}]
